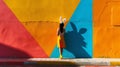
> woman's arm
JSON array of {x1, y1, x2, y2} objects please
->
[{"x1": 57, "y1": 28, "x2": 60, "y2": 36}]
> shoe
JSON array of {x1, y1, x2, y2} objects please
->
[{"x1": 60, "y1": 54, "x2": 63, "y2": 59}]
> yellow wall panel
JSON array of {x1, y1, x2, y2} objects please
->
[{"x1": 4, "y1": 0, "x2": 80, "y2": 22}]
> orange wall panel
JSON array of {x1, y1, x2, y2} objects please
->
[{"x1": 93, "y1": 0, "x2": 120, "y2": 58}]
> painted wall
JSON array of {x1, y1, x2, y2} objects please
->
[
  {"x1": 93, "y1": 0, "x2": 120, "y2": 58},
  {"x1": 0, "y1": 0, "x2": 119, "y2": 58}
]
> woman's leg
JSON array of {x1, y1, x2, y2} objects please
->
[{"x1": 59, "y1": 48, "x2": 63, "y2": 59}]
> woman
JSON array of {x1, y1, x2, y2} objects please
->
[{"x1": 57, "y1": 16, "x2": 66, "y2": 58}]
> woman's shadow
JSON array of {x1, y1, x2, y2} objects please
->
[{"x1": 64, "y1": 22, "x2": 91, "y2": 58}]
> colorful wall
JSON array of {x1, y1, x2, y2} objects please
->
[{"x1": 0, "y1": 0, "x2": 119, "y2": 58}]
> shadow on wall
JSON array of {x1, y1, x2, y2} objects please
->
[
  {"x1": 64, "y1": 22, "x2": 91, "y2": 58},
  {"x1": 0, "y1": 43, "x2": 31, "y2": 58}
]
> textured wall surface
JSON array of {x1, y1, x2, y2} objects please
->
[
  {"x1": 93, "y1": 0, "x2": 120, "y2": 58},
  {"x1": 0, "y1": 0, "x2": 119, "y2": 58}
]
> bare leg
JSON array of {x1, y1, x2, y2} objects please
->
[
  {"x1": 59, "y1": 48, "x2": 63, "y2": 59},
  {"x1": 60, "y1": 48, "x2": 63, "y2": 55}
]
